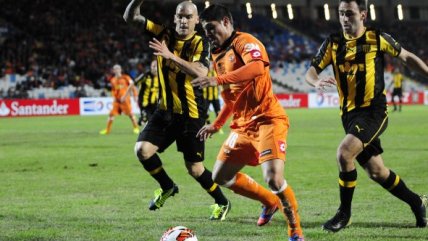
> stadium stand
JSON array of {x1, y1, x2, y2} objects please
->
[{"x1": 1, "y1": 0, "x2": 427, "y2": 99}]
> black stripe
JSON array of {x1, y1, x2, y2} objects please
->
[
  {"x1": 177, "y1": 39, "x2": 192, "y2": 117},
  {"x1": 354, "y1": 34, "x2": 367, "y2": 108},
  {"x1": 336, "y1": 34, "x2": 348, "y2": 113}
]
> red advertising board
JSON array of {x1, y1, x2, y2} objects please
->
[
  {"x1": 275, "y1": 93, "x2": 308, "y2": 108},
  {"x1": 0, "y1": 99, "x2": 80, "y2": 117}
]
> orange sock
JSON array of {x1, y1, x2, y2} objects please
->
[
  {"x1": 230, "y1": 172, "x2": 278, "y2": 207},
  {"x1": 106, "y1": 119, "x2": 113, "y2": 133},
  {"x1": 276, "y1": 184, "x2": 303, "y2": 237},
  {"x1": 130, "y1": 115, "x2": 138, "y2": 128}
]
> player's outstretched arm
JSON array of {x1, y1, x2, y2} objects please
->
[
  {"x1": 123, "y1": 0, "x2": 146, "y2": 25},
  {"x1": 398, "y1": 48, "x2": 428, "y2": 77},
  {"x1": 148, "y1": 38, "x2": 208, "y2": 78},
  {"x1": 305, "y1": 66, "x2": 336, "y2": 92}
]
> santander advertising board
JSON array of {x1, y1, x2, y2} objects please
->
[{"x1": 0, "y1": 99, "x2": 80, "y2": 117}]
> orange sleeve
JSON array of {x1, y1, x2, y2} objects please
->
[
  {"x1": 216, "y1": 60, "x2": 264, "y2": 85},
  {"x1": 212, "y1": 89, "x2": 234, "y2": 130}
]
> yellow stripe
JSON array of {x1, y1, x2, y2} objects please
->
[
  {"x1": 364, "y1": 113, "x2": 388, "y2": 147},
  {"x1": 207, "y1": 183, "x2": 218, "y2": 193},
  {"x1": 149, "y1": 166, "x2": 162, "y2": 175},
  {"x1": 339, "y1": 179, "x2": 357, "y2": 188},
  {"x1": 387, "y1": 175, "x2": 400, "y2": 191}
]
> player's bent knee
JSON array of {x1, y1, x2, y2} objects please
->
[
  {"x1": 265, "y1": 176, "x2": 284, "y2": 192},
  {"x1": 134, "y1": 141, "x2": 156, "y2": 160},
  {"x1": 185, "y1": 162, "x2": 204, "y2": 178}
]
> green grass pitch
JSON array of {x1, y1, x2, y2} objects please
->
[{"x1": 1, "y1": 106, "x2": 427, "y2": 241}]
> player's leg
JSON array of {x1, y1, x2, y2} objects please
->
[
  {"x1": 361, "y1": 149, "x2": 427, "y2": 227},
  {"x1": 178, "y1": 117, "x2": 230, "y2": 220},
  {"x1": 135, "y1": 110, "x2": 178, "y2": 210},
  {"x1": 213, "y1": 157, "x2": 280, "y2": 224},
  {"x1": 261, "y1": 159, "x2": 303, "y2": 239},
  {"x1": 100, "y1": 102, "x2": 119, "y2": 134},
  {"x1": 122, "y1": 102, "x2": 139, "y2": 133},
  {"x1": 398, "y1": 90, "x2": 403, "y2": 111},
  {"x1": 322, "y1": 133, "x2": 362, "y2": 232},
  {"x1": 392, "y1": 93, "x2": 398, "y2": 111},
  {"x1": 258, "y1": 119, "x2": 304, "y2": 239}
]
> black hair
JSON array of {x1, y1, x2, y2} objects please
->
[
  {"x1": 199, "y1": 4, "x2": 233, "y2": 25},
  {"x1": 339, "y1": 0, "x2": 367, "y2": 11}
]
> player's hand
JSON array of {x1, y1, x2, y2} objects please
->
[
  {"x1": 196, "y1": 124, "x2": 218, "y2": 141},
  {"x1": 191, "y1": 76, "x2": 218, "y2": 88},
  {"x1": 315, "y1": 77, "x2": 336, "y2": 92},
  {"x1": 149, "y1": 38, "x2": 174, "y2": 60},
  {"x1": 120, "y1": 96, "x2": 126, "y2": 103}
]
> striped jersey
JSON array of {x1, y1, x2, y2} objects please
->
[
  {"x1": 144, "y1": 20, "x2": 210, "y2": 118},
  {"x1": 311, "y1": 27, "x2": 401, "y2": 114}
]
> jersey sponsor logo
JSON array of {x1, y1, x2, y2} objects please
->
[
  {"x1": 338, "y1": 62, "x2": 365, "y2": 74},
  {"x1": 244, "y1": 43, "x2": 260, "y2": 52},
  {"x1": 244, "y1": 43, "x2": 262, "y2": 59},
  {"x1": 259, "y1": 149, "x2": 272, "y2": 157}
]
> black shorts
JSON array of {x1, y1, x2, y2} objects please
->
[
  {"x1": 392, "y1": 88, "x2": 402, "y2": 97},
  {"x1": 137, "y1": 110, "x2": 205, "y2": 162},
  {"x1": 341, "y1": 107, "x2": 388, "y2": 165}
]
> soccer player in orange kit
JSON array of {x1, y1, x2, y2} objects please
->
[
  {"x1": 191, "y1": 5, "x2": 304, "y2": 241},
  {"x1": 100, "y1": 64, "x2": 139, "y2": 135}
]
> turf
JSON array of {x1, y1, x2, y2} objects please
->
[{"x1": 0, "y1": 105, "x2": 427, "y2": 241}]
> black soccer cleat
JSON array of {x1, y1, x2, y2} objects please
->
[
  {"x1": 148, "y1": 184, "x2": 179, "y2": 211},
  {"x1": 413, "y1": 195, "x2": 427, "y2": 228},
  {"x1": 322, "y1": 209, "x2": 351, "y2": 232}
]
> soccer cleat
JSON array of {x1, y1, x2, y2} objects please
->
[
  {"x1": 148, "y1": 185, "x2": 179, "y2": 211},
  {"x1": 210, "y1": 200, "x2": 231, "y2": 221},
  {"x1": 133, "y1": 127, "x2": 140, "y2": 134},
  {"x1": 288, "y1": 234, "x2": 305, "y2": 241},
  {"x1": 322, "y1": 209, "x2": 351, "y2": 232},
  {"x1": 413, "y1": 195, "x2": 427, "y2": 228},
  {"x1": 99, "y1": 129, "x2": 109, "y2": 135},
  {"x1": 257, "y1": 204, "x2": 279, "y2": 226}
]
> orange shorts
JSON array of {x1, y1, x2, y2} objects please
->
[
  {"x1": 217, "y1": 117, "x2": 289, "y2": 166},
  {"x1": 110, "y1": 101, "x2": 132, "y2": 116}
]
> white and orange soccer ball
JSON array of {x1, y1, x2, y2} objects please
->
[{"x1": 160, "y1": 226, "x2": 198, "y2": 241}]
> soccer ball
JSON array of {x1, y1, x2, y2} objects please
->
[{"x1": 160, "y1": 226, "x2": 198, "y2": 241}]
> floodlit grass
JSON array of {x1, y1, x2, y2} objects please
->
[{"x1": 1, "y1": 105, "x2": 427, "y2": 241}]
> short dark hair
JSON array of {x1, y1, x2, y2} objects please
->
[
  {"x1": 339, "y1": 0, "x2": 367, "y2": 11},
  {"x1": 199, "y1": 4, "x2": 233, "y2": 25}
]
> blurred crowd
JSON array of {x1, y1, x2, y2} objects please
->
[{"x1": 1, "y1": 0, "x2": 428, "y2": 99}]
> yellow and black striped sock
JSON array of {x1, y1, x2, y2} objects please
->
[
  {"x1": 140, "y1": 154, "x2": 174, "y2": 191},
  {"x1": 381, "y1": 170, "x2": 422, "y2": 208},
  {"x1": 339, "y1": 169, "x2": 357, "y2": 215},
  {"x1": 195, "y1": 169, "x2": 228, "y2": 205}
]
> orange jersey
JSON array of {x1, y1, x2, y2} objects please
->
[
  {"x1": 211, "y1": 31, "x2": 286, "y2": 130},
  {"x1": 109, "y1": 74, "x2": 133, "y2": 101}
]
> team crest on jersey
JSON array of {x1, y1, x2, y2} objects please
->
[{"x1": 228, "y1": 54, "x2": 235, "y2": 63}]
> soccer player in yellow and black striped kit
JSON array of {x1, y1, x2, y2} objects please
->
[
  {"x1": 135, "y1": 59, "x2": 159, "y2": 125},
  {"x1": 124, "y1": 0, "x2": 230, "y2": 220},
  {"x1": 391, "y1": 68, "x2": 404, "y2": 112},
  {"x1": 202, "y1": 66, "x2": 221, "y2": 124},
  {"x1": 306, "y1": 0, "x2": 428, "y2": 233}
]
